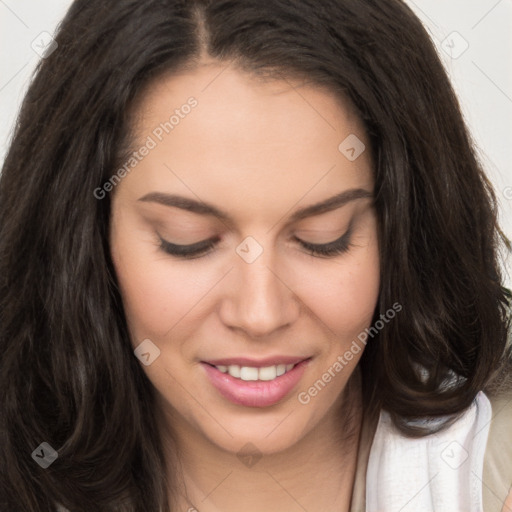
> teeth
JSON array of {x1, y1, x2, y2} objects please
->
[
  {"x1": 215, "y1": 363, "x2": 295, "y2": 381},
  {"x1": 240, "y1": 366, "x2": 259, "y2": 380},
  {"x1": 259, "y1": 366, "x2": 277, "y2": 381}
]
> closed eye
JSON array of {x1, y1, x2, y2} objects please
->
[
  {"x1": 294, "y1": 226, "x2": 353, "y2": 258},
  {"x1": 158, "y1": 226, "x2": 353, "y2": 260},
  {"x1": 158, "y1": 236, "x2": 219, "y2": 259}
]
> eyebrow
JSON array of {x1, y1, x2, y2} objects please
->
[{"x1": 137, "y1": 188, "x2": 373, "y2": 225}]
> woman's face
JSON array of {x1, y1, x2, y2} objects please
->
[{"x1": 109, "y1": 62, "x2": 380, "y2": 455}]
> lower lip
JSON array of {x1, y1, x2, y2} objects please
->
[{"x1": 201, "y1": 359, "x2": 311, "y2": 408}]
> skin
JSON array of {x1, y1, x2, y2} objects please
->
[
  {"x1": 109, "y1": 61, "x2": 380, "y2": 512},
  {"x1": 503, "y1": 487, "x2": 512, "y2": 512}
]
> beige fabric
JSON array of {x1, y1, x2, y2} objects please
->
[
  {"x1": 482, "y1": 391, "x2": 512, "y2": 512},
  {"x1": 350, "y1": 391, "x2": 512, "y2": 512},
  {"x1": 349, "y1": 405, "x2": 379, "y2": 512}
]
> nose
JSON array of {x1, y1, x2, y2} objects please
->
[{"x1": 218, "y1": 243, "x2": 300, "y2": 338}]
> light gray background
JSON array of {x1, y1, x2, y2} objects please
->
[{"x1": 1, "y1": 0, "x2": 511, "y2": 284}]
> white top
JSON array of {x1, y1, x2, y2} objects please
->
[{"x1": 366, "y1": 390, "x2": 492, "y2": 512}]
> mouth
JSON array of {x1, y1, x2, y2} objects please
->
[
  {"x1": 200, "y1": 356, "x2": 312, "y2": 407},
  {"x1": 202, "y1": 355, "x2": 309, "y2": 379}
]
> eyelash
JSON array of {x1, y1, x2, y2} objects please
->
[
  {"x1": 158, "y1": 237, "x2": 219, "y2": 260},
  {"x1": 158, "y1": 226, "x2": 353, "y2": 260},
  {"x1": 295, "y1": 227, "x2": 353, "y2": 258}
]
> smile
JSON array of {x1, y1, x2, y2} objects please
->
[
  {"x1": 201, "y1": 358, "x2": 312, "y2": 407},
  {"x1": 213, "y1": 363, "x2": 296, "y2": 381}
]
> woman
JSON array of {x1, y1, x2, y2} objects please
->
[{"x1": 1, "y1": 0, "x2": 511, "y2": 511}]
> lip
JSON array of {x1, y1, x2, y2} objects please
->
[
  {"x1": 203, "y1": 355, "x2": 308, "y2": 368},
  {"x1": 201, "y1": 357, "x2": 312, "y2": 408}
]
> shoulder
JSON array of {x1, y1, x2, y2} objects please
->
[
  {"x1": 363, "y1": 391, "x2": 509, "y2": 512},
  {"x1": 483, "y1": 390, "x2": 512, "y2": 512}
]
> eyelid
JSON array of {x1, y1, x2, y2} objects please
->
[
  {"x1": 158, "y1": 224, "x2": 354, "y2": 259},
  {"x1": 294, "y1": 224, "x2": 353, "y2": 256},
  {"x1": 158, "y1": 234, "x2": 218, "y2": 258},
  {"x1": 295, "y1": 226, "x2": 351, "y2": 246}
]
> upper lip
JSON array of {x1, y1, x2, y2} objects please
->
[{"x1": 203, "y1": 356, "x2": 310, "y2": 368}]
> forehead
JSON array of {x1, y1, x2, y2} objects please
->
[
  {"x1": 132, "y1": 62, "x2": 368, "y2": 146},
  {"x1": 118, "y1": 63, "x2": 374, "y2": 224}
]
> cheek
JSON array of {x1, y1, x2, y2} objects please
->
[
  {"x1": 110, "y1": 227, "x2": 209, "y2": 345},
  {"x1": 119, "y1": 265, "x2": 189, "y2": 341},
  {"x1": 118, "y1": 255, "x2": 379, "y2": 343},
  {"x1": 298, "y1": 239, "x2": 380, "y2": 340}
]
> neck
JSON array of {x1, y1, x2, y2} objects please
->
[{"x1": 160, "y1": 370, "x2": 363, "y2": 512}]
